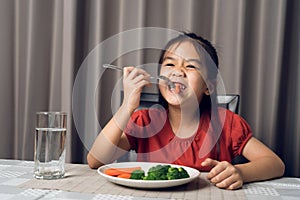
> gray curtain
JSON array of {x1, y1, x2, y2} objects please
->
[{"x1": 0, "y1": 0, "x2": 299, "y2": 177}]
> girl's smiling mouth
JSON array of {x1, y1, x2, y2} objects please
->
[{"x1": 170, "y1": 82, "x2": 187, "y2": 94}]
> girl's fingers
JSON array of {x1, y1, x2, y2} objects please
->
[
  {"x1": 123, "y1": 66, "x2": 151, "y2": 88},
  {"x1": 226, "y1": 180, "x2": 243, "y2": 190},
  {"x1": 134, "y1": 79, "x2": 151, "y2": 88},
  {"x1": 123, "y1": 66, "x2": 135, "y2": 77},
  {"x1": 204, "y1": 160, "x2": 243, "y2": 190},
  {"x1": 125, "y1": 66, "x2": 150, "y2": 80},
  {"x1": 131, "y1": 73, "x2": 150, "y2": 84},
  {"x1": 216, "y1": 176, "x2": 243, "y2": 190},
  {"x1": 202, "y1": 158, "x2": 243, "y2": 189},
  {"x1": 210, "y1": 167, "x2": 233, "y2": 184},
  {"x1": 202, "y1": 159, "x2": 227, "y2": 180},
  {"x1": 122, "y1": 66, "x2": 151, "y2": 112},
  {"x1": 201, "y1": 158, "x2": 219, "y2": 167}
]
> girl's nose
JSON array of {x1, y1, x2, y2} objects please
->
[{"x1": 171, "y1": 65, "x2": 185, "y2": 77}]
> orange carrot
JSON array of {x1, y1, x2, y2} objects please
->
[
  {"x1": 117, "y1": 173, "x2": 131, "y2": 179},
  {"x1": 104, "y1": 167, "x2": 142, "y2": 177},
  {"x1": 104, "y1": 169, "x2": 122, "y2": 176},
  {"x1": 174, "y1": 84, "x2": 180, "y2": 94}
]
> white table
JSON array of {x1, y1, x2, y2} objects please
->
[{"x1": 0, "y1": 159, "x2": 299, "y2": 200}]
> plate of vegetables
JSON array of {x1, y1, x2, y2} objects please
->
[{"x1": 97, "y1": 162, "x2": 200, "y2": 188}]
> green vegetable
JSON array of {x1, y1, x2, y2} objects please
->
[
  {"x1": 143, "y1": 165, "x2": 170, "y2": 180},
  {"x1": 178, "y1": 167, "x2": 189, "y2": 179},
  {"x1": 130, "y1": 169, "x2": 145, "y2": 180},
  {"x1": 167, "y1": 167, "x2": 180, "y2": 180},
  {"x1": 139, "y1": 165, "x2": 190, "y2": 180}
]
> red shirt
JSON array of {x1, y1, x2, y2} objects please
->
[{"x1": 124, "y1": 108, "x2": 252, "y2": 171}]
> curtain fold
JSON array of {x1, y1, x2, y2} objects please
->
[
  {"x1": 0, "y1": 0, "x2": 299, "y2": 177},
  {"x1": 0, "y1": 0, "x2": 14, "y2": 159},
  {"x1": 241, "y1": 0, "x2": 286, "y2": 146},
  {"x1": 276, "y1": 0, "x2": 300, "y2": 177}
]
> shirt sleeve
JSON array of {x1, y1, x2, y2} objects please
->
[
  {"x1": 124, "y1": 108, "x2": 168, "y2": 151},
  {"x1": 124, "y1": 108, "x2": 157, "y2": 150},
  {"x1": 124, "y1": 110, "x2": 148, "y2": 150},
  {"x1": 230, "y1": 113, "x2": 253, "y2": 156}
]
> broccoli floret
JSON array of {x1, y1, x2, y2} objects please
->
[
  {"x1": 178, "y1": 167, "x2": 189, "y2": 178},
  {"x1": 143, "y1": 173, "x2": 156, "y2": 180},
  {"x1": 130, "y1": 169, "x2": 145, "y2": 180},
  {"x1": 143, "y1": 165, "x2": 171, "y2": 180},
  {"x1": 142, "y1": 165, "x2": 190, "y2": 180},
  {"x1": 166, "y1": 167, "x2": 190, "y2": 179},
  {"x1": 148, "y1": 165, "x2": 170, "y2": 174},
  {"x1": 167, "y1": 167, "x2": 180, "y2": 180}
]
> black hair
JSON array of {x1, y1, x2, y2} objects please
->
[{"x1": 158, "y1": 32, "x2": 219, "y2": 114}]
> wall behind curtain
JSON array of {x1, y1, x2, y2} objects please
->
[{"x1": 0, "y1": 0, "x2": 299, "y2": 177}]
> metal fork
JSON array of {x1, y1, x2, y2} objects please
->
[{"x1": 102, "y1": 64, "x2": 175, "y2": 89}]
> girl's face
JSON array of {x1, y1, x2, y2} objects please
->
[{"x1": 159, "y1": 41, "x2": 210, "y2": 107}]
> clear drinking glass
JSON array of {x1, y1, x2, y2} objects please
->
[{"x1": 34, "y1": 112, "x2": 68, "y2": 179}]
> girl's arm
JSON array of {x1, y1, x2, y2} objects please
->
[
  {"x1": 87, "y1": 67, "x2": 151, "y2": 169},
  {"x1": 86, "y1": 105, "x2": 132, "y2": 169},
  {"x1": 235, "y1": 137, "x2": 285, "y2": 182},
  {"x1": 202, "y1": 137, "x2": 285, "y2": 190}
]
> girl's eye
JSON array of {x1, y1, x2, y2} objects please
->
[
  {"x1": 186, "y1": 65, "x2": 196, "y2": 69},
  {"x1": 164, "y1": 63, "x2": 175, "y2": 67}
]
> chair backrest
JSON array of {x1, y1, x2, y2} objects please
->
[
  {"x1": 217, "y1": 94, "x2": 240, "y2": 114},
  {"x1": 135, "y1": 93, "x2": 240, "y2": 114}
]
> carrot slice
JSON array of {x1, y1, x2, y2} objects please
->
[
  {"x1": 117, "y1": 173, "x2": 131, "y2": 179},
  {"x1": 104, "y1": 167, "x2": 142, "y2": 177},
  {"x1": 174, "y1": 84, "x2": 180, "y2": 94},
  {"x1": 104, "y1": 169, "x2": 122, "y2": 176}
]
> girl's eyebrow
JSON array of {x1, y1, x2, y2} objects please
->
[
  {"x1": 163, "y1": 56, "x2": 176, "y2": 61},
  {"x1": 186, "y1": 58, "x2": 203, "y2": 66},
  {"x1": 163, "y1": 56, "x2": 203, "y2": 66}
]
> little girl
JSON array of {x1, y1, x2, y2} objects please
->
[{"x1": 87, "y1": 32, "x2": 285, "y2": 190}]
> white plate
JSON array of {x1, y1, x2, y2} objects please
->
[{"x1": 97, "y1": 162, "x2": 200, "y2": 189}]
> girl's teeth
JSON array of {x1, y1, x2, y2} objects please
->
[{"x1": 171, "y1": 83, "x2": 186, "y2": 94}]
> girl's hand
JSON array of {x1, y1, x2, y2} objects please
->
[
  {"x1": 201, "y1": 158, "x2": 243, "y2": 190},
  {"x1": 122, "y1": 66, "x2": 151, "y2": 113}
]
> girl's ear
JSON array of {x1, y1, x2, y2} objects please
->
[
  {"x1": 204, "y1": 88, "x2": 210, "y2": 95},
  {"x1": 205, "y1": 82, "x2": 215, "y2": 95}
]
